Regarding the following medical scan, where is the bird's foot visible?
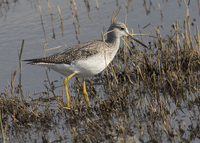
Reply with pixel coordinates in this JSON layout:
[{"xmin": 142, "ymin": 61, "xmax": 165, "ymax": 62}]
[{"xmin": 58, "ymin": 102, "xmax": 71, "ymax": 110}]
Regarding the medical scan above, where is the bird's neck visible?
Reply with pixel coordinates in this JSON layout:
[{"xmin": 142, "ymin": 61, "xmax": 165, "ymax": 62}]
[
  {"xmin": 104, "ymin": 34, "xmax": 121, "ymax": 62},
  {"xmin": 105, "ymin": 33, "xmax": 120, "ymax": 49}
]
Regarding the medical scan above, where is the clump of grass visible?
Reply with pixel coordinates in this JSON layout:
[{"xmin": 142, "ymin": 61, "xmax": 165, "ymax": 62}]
[
  {"xmin": 65, "ymin": 1, "xmax": 200, "ymax": 142},
  {"xmin": 1, "ymin": 1, "xmax": 200, "ymax": 142},
  {"xmin": 80, "ymin": 1, "xmax": 200, "ymax": 142}
]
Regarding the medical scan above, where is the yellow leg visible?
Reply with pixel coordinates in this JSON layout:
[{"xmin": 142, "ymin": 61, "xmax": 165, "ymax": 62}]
[
  {"xmin": 63, "ymin": 72, "xmax": 76, "ymax": 109},
  {"xmin": 83, "ymin": 79, "xmax": 89, "ymax": 107}
]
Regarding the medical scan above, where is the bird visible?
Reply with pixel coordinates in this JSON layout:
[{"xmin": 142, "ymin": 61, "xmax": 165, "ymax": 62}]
[{"xmin": 24, "ymin": 22, "xmax": 146, "ymax": 109}]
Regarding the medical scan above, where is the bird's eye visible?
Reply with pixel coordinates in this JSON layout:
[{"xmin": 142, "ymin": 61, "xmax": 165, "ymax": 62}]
[{"xmin": 120, "ymin": 27, "xmax": 124, "ymax": 30}]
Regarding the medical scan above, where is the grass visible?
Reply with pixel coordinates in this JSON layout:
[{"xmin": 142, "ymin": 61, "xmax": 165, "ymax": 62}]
[{"xmin": 0, "ymin": 0, "xmax": 200, "ymax": 142}]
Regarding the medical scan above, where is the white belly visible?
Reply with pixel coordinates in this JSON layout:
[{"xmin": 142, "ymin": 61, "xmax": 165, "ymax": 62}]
[{"xmin": 36, "ymin": 54, "xmax": 113, "ymax": 78}]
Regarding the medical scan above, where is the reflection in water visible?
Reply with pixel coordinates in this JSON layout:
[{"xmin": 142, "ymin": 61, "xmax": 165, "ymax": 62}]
[
  {"xmin": 126, "ymin": 0, "xmax": 133, "ymax": 13},
  {"xmin": 39, "ymin": 5, "xmax": 47, "ymax": 43},
  {"xmin": 143, "ymin": 0, "xmax": 151, "ymax": 15},
  {"xmin": 71, "ymin": 0, "xmax": 80, "ymax": 35},
  {"xmin": 84, "ymin": 0, "xmax": 92, "ymax": 21},
  {"xmin": 57, "ymin": 5, "xmax": 64, "ymax": 37},
  {"xmin": 1, "ymin": 0, "xmax": 200, "ymax": 142},
  {"xmin": 0, "ymin": 0, "xmax": 19, "ymax": 18},
  {"xmin": 95, "ymin": 0, "xmax": 100, "ymax": 18},
  {"xmin": 198, "ymin": 0, "xmax": 200, "ymax": 14},
  {"xmin": 47, "ymin": 0, "xmax": 56, "ymax": 39},
  {"xmin": 70, "ymin": 0, "xmax": 80, "ymax": 43},
  {"xmin": 158, "ymin": 3, "xmax": 163, "ymax": 25},
  {"xmin": 18, "ymin": 40, "xmax": 25, "ymax": 101}
]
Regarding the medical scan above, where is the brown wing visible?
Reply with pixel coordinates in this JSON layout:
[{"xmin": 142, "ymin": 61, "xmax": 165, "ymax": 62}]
[{"xmin": 24, "ymin": 40, "xmax": 105, "ymax": 65}]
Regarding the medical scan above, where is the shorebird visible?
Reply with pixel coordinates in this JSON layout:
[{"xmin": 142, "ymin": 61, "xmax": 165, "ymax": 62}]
[{"xmin": 24, "ymin": 22, "xmax": 146, "ymax": 109}]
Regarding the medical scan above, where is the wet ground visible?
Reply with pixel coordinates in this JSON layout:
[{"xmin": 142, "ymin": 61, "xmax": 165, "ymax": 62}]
[{"xmin": 1, "ymin": 0, "xmax": 200, "ymax": 142}]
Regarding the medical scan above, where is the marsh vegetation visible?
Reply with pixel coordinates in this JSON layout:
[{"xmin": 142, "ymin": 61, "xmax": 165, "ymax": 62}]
[{"xmin": 1, "ymin": 0, "xmax": 200, "ymax": 142}]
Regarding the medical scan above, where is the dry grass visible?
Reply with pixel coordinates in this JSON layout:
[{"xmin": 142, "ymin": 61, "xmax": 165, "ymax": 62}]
[{"xmin": 1, "ymin": 0, "xmax": 200, "ymax": 142}]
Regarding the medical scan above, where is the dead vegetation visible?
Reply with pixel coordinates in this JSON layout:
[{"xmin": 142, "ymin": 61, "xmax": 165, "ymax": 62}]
[{"xmin": 1, "ymin": 0, "xmax": 200, "ymax": 143}]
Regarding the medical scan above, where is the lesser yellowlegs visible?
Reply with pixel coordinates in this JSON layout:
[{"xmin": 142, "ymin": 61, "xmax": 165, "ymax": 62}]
[{"xmin": 24, "ymin": 22, "xmax": 145, "ymax": 109}]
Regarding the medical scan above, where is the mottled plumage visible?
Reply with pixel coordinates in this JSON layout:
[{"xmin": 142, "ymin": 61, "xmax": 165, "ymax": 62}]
[
  {"xmin": 24, "ymin": 22, "xmax": 129, "ymax": 78},
  {"xmin": 24, "ymin": 22, "xmax": 131, "ymax": 109},
  {"xmin": 25, "ymin": 40, "xmax": 107, "ymax": 65}
]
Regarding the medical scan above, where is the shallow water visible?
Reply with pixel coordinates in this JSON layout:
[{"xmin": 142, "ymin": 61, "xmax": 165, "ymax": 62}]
[
  {"xmin": 0, "ymin": 0, "xmax": 200, "ymax": 142},
  {"xmin": 0, "ymin": 0, "xmax": 199, "ymax": 93}
]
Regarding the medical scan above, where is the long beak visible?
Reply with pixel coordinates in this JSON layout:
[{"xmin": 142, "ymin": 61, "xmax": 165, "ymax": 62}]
[{"xmin": 127, "ymin": 32, "xmax": 148, "ymax": 48}]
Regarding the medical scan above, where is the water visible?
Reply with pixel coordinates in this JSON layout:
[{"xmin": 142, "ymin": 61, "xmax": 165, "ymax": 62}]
[
  {"xmin": 0, "ymin": 0, "xmax": 200, "ymax": 142},
  {"xmin": 1, "ymin": 0, "xmax": 199, "ymax": 93}
]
